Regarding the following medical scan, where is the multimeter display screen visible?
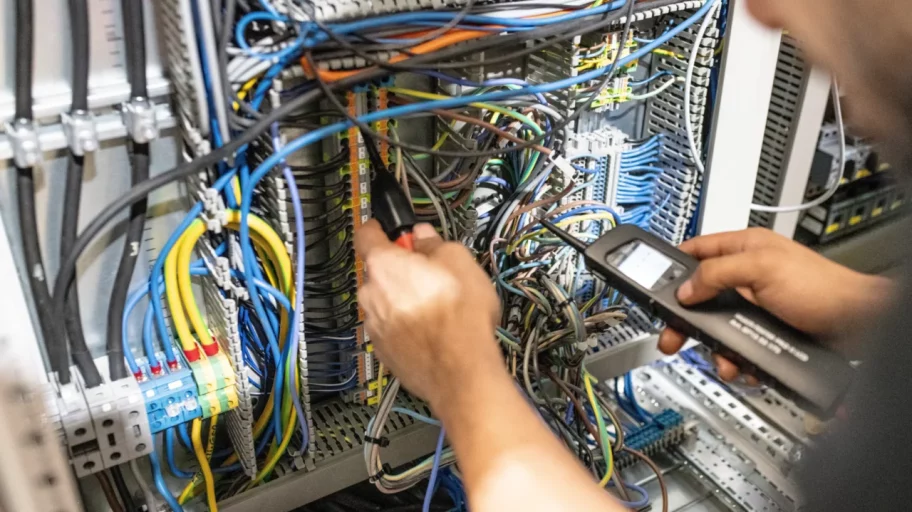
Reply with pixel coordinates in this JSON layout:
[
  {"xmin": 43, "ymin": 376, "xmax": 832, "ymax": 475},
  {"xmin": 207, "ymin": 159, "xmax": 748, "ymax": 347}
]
[{"xmin": 607, "ymin": 240, "xmax": 686, "ymax": 291}]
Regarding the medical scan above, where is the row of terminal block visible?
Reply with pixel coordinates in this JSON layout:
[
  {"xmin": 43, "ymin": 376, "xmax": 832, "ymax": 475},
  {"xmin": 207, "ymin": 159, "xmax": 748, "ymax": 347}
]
[{"xmin": 45, "ymin": 348, "xmax": 239, "ymax": 477}]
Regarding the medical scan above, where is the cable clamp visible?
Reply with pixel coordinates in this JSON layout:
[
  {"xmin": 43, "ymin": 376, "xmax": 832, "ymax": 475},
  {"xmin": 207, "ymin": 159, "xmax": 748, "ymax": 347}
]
[
  {"xmin": 5, "ymin": 118, "xmax": 41, "ymax": 168},
  {"xmin": 202, "ymin": 188, "xmax": 228, "ymax": 233},
  {"xmin": 363, "ymin": 435, "xmax": 390, "ymax": 447},
  {"xmin": 368, "ymin": 463, "xmax": 393, "ymax": 483},
  {"xmin": 61, "ymin": 110, "xmax": 98, "ymax": 156},
  {"xmin": 122, "ymin": 97, "xmax": 159, "ymax": 144}
]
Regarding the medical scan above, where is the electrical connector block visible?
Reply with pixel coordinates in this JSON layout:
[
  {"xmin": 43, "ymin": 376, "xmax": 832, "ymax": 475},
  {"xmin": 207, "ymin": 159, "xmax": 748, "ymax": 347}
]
[
  {"xmin": 139, "ymin": 355, "xmax": 202, "ymax": 434},
  {"xmin": 188, "ymin": 351, "xmax": 239, "ymax": 418},
  {"xmin": 615, "ymin": 409, "xmax": 687, "ymax": 469},
  {"xmin": 122, "ymin": 97, "xmax": 160, "ymax": 143},
  {"xmin": 84, "ymin": 377, "xmax": 155, "ymax": 468},
  {"xmin": 61, "ymin": 110, "xmax": 99, "ymax": 156},
  {"xmin": 52, "ymin": 374, "xmax": 103, "ymax": 478},
  {"xmin": 5, "ymin": 118, "xmax": 41, "ymax": 168}
]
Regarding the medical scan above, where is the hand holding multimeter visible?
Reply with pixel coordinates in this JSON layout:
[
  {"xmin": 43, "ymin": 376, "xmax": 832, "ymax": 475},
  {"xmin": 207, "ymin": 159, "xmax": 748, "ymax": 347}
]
[{"xmin": 542, "ymin": 221, "xmax": 854, "ymax": 416}]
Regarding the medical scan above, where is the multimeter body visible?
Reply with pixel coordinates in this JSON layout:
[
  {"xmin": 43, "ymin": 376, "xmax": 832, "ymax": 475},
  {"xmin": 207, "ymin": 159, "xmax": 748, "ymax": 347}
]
[{"xmin": 583, "ymin": 224, "xmax": 853, "ymax": 416}]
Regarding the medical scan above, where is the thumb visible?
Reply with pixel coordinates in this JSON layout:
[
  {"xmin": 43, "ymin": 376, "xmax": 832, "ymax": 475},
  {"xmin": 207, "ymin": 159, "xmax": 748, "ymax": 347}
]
[{"xmin": 677, "ymin": 250, "xmax": 774, "ymax": 305}]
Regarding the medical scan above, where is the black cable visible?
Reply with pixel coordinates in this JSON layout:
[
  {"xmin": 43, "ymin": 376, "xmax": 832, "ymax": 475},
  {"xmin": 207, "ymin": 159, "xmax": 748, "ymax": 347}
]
[
  {"xmin": 107, "ymin": 144, "xmax": 150, "ymax": 380},
  {"xmin": 109, "ymin": 467, "xmax": 136, "ymax": 512},
  {"xmin": 106, "ymin": 0, "xmax": 151, "ymax": 380},
  {"xmin": 57, "ymin": 0, "xmax": 105, "ymax": 387},
  {"xmin": 53, "ymin": 0, "xmax": 670, "ymax": 324},
  {"xmin": 14, "ymin": 0, "xmax": 68, "ymax": 382},
  {"xmin": 121, "ymin": 0, "xmax": 148, "ymax": 97},
  {"xmin": 14, "ymin": 0, "xmax": 33, "ymax": 120},
  {"xmin": 69, "ymin": 0, "xmax": 90, "ymax": 112},
  {"xmin": 18, "ymin": 168, "xmax": 66, "ymax": 380}
]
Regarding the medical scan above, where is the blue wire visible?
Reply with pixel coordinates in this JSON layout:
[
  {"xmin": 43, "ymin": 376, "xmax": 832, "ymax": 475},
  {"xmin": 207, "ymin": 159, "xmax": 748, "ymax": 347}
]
[
  {"xmin": 275, "ymin": 123, "xmax": 310, "ymax": 453},
  {"xmin": 392, "ymin": 407, "xmax": 442, "ymax": 426},
  {"xmin": 629, "ymin": 70, "xmax": 671, "ymax": 87},
  {"xmin": 476, "ymin": 175, "xmax": 512, "ymax": 190},
  {"xmin": 624, "ymin": 373, "xmax": 653, "ymax": 421},
  {"xmin": 149, "ymin": 440, "xmax": 184, "ymax": 512},
  {"xmin": 165, "ymin": 427, "xmax": 196, "ymax": 479},
  {"xmin": 550, "ymin": 205, "xmax": 620, "ymax": 225},
  {"xmin": 423, "ymin": 427, "xmax": 447, "ymax": 512},
  {"xmin": 609, "ymin": 481, "xmax": 650, "ymax": 508}
]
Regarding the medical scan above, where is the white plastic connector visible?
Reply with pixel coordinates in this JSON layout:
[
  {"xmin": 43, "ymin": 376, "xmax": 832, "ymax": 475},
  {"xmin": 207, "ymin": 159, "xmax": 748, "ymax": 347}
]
[
  {"xmin": 202, "ymin": 188, "xmax": 228, "ymax": 233},
  {"xmin": 122, "ymin": 97, "xmax": 159, "ymax": 143},
  {"xmin": 61, "ymin": 110, "xmax": 98, "ymax": 156},
  {"xmin": 5, "ymin": 118, "xmax": 41, "ymax": 167},
  {"xmin": 549, "ymin": 153, "xmax": 577, "ymax": 184}
]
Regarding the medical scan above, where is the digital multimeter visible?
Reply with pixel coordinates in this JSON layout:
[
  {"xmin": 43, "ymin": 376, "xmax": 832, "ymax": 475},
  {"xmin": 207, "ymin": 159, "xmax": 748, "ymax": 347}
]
[{"xmin": 543, "ymin": 221, "xmax": 853, "ymax": 416}]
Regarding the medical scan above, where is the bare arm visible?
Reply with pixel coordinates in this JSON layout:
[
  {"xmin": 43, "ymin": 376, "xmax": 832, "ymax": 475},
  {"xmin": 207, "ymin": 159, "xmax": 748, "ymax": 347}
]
[{"xmin": 355, "ymin": 220, "xmax": 625, "ymax": 511}]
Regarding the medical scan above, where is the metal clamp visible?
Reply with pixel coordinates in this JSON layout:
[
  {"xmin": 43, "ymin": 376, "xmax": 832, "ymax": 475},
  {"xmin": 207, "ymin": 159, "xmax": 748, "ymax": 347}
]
[
  {"xmin": 121, "ymin": 98, "xmax": 159, "ymax": 143},
  {"xmin": 4, "ymin": 118, "xmax": 41, "ymax": 167},
  {"xmin": 61, "ymin": 110, "xmax": 98, "ymax": 156}
]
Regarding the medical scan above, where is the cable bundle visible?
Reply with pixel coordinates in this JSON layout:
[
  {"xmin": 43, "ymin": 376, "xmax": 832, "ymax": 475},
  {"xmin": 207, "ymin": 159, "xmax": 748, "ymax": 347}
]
[{"xmin": 36, "ymin": 0, "xmax": 725, "ymax": 509}]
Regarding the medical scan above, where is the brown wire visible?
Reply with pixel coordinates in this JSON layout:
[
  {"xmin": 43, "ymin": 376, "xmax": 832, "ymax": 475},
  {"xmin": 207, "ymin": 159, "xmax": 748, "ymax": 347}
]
[
  {"xmin": 96, "ymin": 471, "xmax": 125, "ymax": 512},
  {"xmin": 622, "ymin": 447, "xmax": 669, "ymax": 512},
  {"xmin": 546, "ymin": 368, "xmax": 601, "ymax": 445}
]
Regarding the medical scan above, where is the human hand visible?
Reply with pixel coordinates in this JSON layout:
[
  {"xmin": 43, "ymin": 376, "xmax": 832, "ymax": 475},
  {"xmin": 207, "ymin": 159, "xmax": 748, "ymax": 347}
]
[
  {"xmin": 658, "ymin": 228, "xmax": 892, "ymax": 380},
  {"xmin": 355, "ymin": 220, "xmax": 504, "ymax": 409}
]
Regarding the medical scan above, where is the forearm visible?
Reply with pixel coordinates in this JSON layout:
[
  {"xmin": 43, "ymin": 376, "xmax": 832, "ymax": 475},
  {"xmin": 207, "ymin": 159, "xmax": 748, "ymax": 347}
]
[{"xmin": 432, "ymin": 358, "xmax": 624, "ymax": 512}]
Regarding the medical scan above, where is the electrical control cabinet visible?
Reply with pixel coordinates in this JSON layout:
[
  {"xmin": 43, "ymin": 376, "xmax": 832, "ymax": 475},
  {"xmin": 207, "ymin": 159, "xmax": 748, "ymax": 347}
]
[{"xmin": 0, "ymin": 0, "xmax": 836, "ymax": 511}]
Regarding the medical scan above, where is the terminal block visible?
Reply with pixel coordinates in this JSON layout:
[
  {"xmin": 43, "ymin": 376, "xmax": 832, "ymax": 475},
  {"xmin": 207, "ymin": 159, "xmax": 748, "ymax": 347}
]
[
  {"xmin": 615, "ymin": 409, "xmax": 687, "ymax": 469},
  {"xmin": 84, "ymin": 376, "xmax": 155, "ymax": 468},
  {"xmin": 50, "ymin": 372, "xmax": 103, "ymax": 477},
  {"xmin": 138, "ymin": 353, "xmax": 202, "ymax": 434},
  {"xmin": 188, "ymin": 351, "xmax": 239, "ymax": 418},
  {"xmin": 50, "ymin": 366, "xmax": 154, "ymax": 476}
]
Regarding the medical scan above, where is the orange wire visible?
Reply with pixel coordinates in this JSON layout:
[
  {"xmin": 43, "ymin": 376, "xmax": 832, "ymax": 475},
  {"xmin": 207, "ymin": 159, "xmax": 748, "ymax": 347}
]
[
  {"xmin": 301, "ymin": 1, "xmax": 602, "ymax": 81},
  {"xmin": 303, "ymin": 29, "xmax": 491, "ymax": 81}
]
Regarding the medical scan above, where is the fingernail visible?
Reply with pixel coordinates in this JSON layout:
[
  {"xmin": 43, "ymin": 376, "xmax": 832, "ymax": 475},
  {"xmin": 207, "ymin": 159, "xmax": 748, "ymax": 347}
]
[
  {"xmin": 677, "ymin": 280, "xmax": 693, "ymax": 301},
  {"xmin": 413, "ymin": 223, "xmax": 436, "ymax": 239}
]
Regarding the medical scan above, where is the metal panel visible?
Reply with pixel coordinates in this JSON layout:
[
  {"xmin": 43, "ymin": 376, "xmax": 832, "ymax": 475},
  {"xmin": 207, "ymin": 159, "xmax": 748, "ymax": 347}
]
[
  {"xmin": 0, "ymin": 129, "xmax": 182, "ymax": 358},
  {"xmin": 698, "ymin": 0, "xmax": 782, "ymax": 235},
  {"xmin": 748, "ymin": 36, "xmax": 830, "ymax": 237},
  {"xmin": 220, "ymin": 394, "xmax": 440, "ymax": 512},
  {"xmin": 0, "ymin": 0, "xmax": 168, "ymax": 123},
  {"xmin": 766, "ymin": 67, "xmax": 829, "ymax": 236}
]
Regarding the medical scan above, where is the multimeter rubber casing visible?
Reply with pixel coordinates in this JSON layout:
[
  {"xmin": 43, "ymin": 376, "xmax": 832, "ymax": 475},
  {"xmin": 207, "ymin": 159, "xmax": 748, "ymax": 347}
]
[{"xmin": 584, "ymin": 224, "xmax": 853, "ymax": 416}]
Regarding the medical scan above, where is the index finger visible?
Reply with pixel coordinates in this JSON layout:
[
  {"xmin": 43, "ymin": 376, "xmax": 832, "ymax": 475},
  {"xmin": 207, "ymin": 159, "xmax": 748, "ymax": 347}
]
[
  {"xmin": 678, "ymin": 228, "xmax": 776, "ymax": 259},
  {"xmin": 355, "ymin": 219, "xmax": 396, "ymax": 261}
]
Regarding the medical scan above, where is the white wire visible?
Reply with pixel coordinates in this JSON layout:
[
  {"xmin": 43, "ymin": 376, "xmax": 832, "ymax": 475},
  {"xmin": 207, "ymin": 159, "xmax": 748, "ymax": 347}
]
[
  {"xmin": 751, "ymin": 80, "xmax": 845, "ymax": 213},
  {"xmin": 627, "ymin": 76, "xmax": 683, "ymax": 101},
  {"xmin": 683, "ymin": 0, "xmax": 722, "ymax": 174}
]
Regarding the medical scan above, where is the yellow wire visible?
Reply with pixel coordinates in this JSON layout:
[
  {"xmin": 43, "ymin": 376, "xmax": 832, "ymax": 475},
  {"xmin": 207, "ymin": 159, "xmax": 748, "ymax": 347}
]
[
  {"xmin": 176, "ymin": 220, "xmax": 216, "ymax": 349},
  {"xmin": 165, "ymin": 221, "xmax": 203, "ymax": 353},
  {"xmin": 191, "ymin": 418, "xmax": 218, "ymax": 511},
  {"xmin": 583, "ymin": 373, "xmax": 615, "ymax": 487}
]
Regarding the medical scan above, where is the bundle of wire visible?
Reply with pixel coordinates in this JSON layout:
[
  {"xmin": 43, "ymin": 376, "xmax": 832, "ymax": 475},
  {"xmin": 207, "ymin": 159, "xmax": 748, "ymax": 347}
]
[{"xmin": 40, "ymin": 0, "xmax": 725, "ymax": 510}]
